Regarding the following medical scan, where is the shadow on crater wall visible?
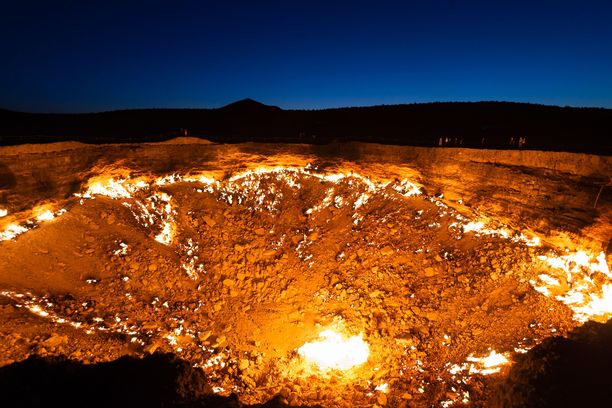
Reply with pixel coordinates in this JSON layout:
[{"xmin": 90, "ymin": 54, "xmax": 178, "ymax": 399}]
[
  {"xmin": 492, "ymin": 319, "xmax": 612, "ymax": 407},
  {"xmin": 0, "ymin": 353, "xmax": 316, "ymax": 408}
]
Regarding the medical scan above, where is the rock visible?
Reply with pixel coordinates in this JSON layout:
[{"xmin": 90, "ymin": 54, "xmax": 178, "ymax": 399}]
[
  {"xmin": 148, "ymin": 263, "xmax": 158, "ymax": 272},
  {"xmin": 423, "ymin": 267, "xmax": 436, "ymax": 277},
  {"xmin": 43, "ymin": 334, "xmax": 68, "ymax": 348},
  {"xmin": 425, "ymin": 311, "xmax": 440, "ymax": 321},
  {"xmin": 212, "ymin": 335, "xmax": 226, "ymax": 347},
  {"xmin": 145, "ymin": 342, "xmax": 160, "ymax": 354},
  {"xmin": 242, "ymin": 374, "xmax": 256, "ymax": 389},
  {"xmin": 262, "ymin": 249, "xmax": 276, "ymax": 258},
  {"xmin": 376, "ymin": 393, "xmax": 388, "ymax": 406},
  {"xmin": 254, "ymin": 227, "xmax": 265, "ymax": 235},
  {"xmin": 177, "ymin": 335, "xmax": 194, "ymax": 346},
  {"xmin": 203, "ymin": 215, "xmax": 216, "ymax": 227},
  {"xmin": 381, "ymin": 246, "xmax": 394, "ymax": 256},
  {"xmin": 198, "ymin": 331, "xmax": 212, "ymax": 342},
  {"xmin": 223, "ymin": 279, "xmax": 235, "ymax": 287},
  {"xmin": 308, "ymin": 231, "xmax": 319, "ymax": 241},
  {"xmin": 238, "ymin": 359, "xmax": 250, "ymax": 370}
]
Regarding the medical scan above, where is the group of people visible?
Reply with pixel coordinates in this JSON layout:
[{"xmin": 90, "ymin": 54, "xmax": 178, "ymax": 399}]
[{"xmin": 437, "ymin": 136, "xmax": 528, "ymax": 148}]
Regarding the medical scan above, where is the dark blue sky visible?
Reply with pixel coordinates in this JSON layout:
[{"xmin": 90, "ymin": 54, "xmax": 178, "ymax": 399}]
[{"xmin": 1, "ymin": 0, "xmax": 611, "ymax": 112}]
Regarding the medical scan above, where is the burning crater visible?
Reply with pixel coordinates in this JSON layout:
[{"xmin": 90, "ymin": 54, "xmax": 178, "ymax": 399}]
[{"xmin": 0, "ymin": 139, "xmax": 610, "ymax": 407}]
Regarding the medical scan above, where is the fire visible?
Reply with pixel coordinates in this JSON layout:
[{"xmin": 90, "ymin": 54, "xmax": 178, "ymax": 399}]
[
  {"xmin": 572, "ymin": 283, "xmax": 612, "ymax": 320},
  {"xmin": 297, "ymin": 330, "xmax": 369, "ymax": 371},
  {"xmin": 0, "ymin": 209, "xmax": 7, "ymax": 217},
  {"xmin": 532, "ymin": 250, "xmax": 612, "ymax": 322},
  {"xmin": 0, "ymin": 224, "xmax": 29, "ymax": 241},
  {"xmin": 467, "ymin": 350, "xmax": 510, "ymax": 373},
  {"xmin": 36, "ymin": 210, "xmax": 55, "ymax": 222},
  {"xmin": 155, "ymin": 221, "xmax": 174, "ymax": 245},
  {"xmin": 82, "ymin": 178, "xmax": 134, "ymax": 199},
  {"xmin": 449, "ymin": 350, "xmax": 511, "ymax": 377},
  {"xmin": 459, "ymin": 219, "xmax": 540, "ymax": 246}
]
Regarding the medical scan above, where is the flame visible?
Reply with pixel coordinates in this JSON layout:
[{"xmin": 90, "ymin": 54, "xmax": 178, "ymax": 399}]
[
  {"xmin": 459, "ymin": 219, "xmax": 540, "ymax": 246},
  {"xmin": 155, "ymin": 221, "xmax": 175, "ymax": 245},
  {"xmin": 532, "ymin": 250, "xmax": 611, "ymax": 322},
  {"xmin": 36, "ymin": 210, "xmax": 55, "ymax": 222},
  {"xmin": 0, "ymin": 223, "xmax": 29, "ymax": 241},
  {"xmin": 467, "ymin": 350, "xmax": 510, "ymax": 371},
  {"xmin": 0, "ymin": 209, "xmax": 7, "ymax": 217},
  {"xmin": 571, "ymin": 283, "xmax": 612, "ymax": 320},
  {"xmin": 449, "ymin": 350, "xmax": 511, "ymax": 377},
  {"xmin": 83, "ymin": 178, "xmax": 133, "ymax": 199},
  {"xmin": 297, "ymin": 330, "xmax": 369, "ymax": 371}
]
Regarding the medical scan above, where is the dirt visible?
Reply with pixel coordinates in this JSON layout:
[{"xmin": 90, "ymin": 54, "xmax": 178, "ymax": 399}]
[{"xmin": 0, "ymin": 139, "xmax": 610, "ymax": 407}]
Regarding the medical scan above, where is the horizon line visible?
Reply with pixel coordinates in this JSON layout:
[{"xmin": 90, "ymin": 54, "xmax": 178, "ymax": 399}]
[{"xmin": 2, "ymin": 99, "xmax": 612, "ymax": 115}]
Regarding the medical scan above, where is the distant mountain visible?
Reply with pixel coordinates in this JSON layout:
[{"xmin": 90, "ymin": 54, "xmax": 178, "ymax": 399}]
[
  {"xmin": 217, "ymin": 98, "xmax": 282, "ymax": 112},
  {"xmin": 0, "ymin": 100, "xmax": 610, "ymax": 154}
]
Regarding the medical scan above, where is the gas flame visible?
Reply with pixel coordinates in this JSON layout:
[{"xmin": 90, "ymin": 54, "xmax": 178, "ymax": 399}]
[
  {"xmin": 466, "ymin": 350, "xmax": 510, "ymax": 374},
  {"xmin": 0, "ymin": 224, "xmax": 29, "ymax": 241},
  {"xmin": 82, "ymin": 178, "xmax": 134, "ymax": 199},
  {"xmin": 155, "ymin": 221, "xmax": 175, "ymax": 245},
  {"xmin": 36, "ymin": 210, "xmax": 55, "ymax": 222},
  {"xmin": 297, "ymin": 330, "xmax": 369, "ymax": 371},
  {"xmin": 532, "ymin": 250, "xmax": 611, "ymax": 322},
  {"xmin": 449, "ymin": 350, "xmax": 511, "ymax": 377}
]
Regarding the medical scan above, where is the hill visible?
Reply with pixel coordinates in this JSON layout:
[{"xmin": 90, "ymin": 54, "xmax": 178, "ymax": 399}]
[{"xmin": 0, "ymin": 100, "xmax": 610, "ymax": 154}]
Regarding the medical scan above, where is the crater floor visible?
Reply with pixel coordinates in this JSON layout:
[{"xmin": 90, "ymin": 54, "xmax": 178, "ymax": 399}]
[{"xmin": 0, "ymin": 139, "xmax": 610, "ymax": 407}]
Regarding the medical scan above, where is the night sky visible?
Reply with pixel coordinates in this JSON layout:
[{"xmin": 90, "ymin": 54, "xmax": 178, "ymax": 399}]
[{"xmin": 1, "ymin": 0, "xmax": 611, "ymax": 112}]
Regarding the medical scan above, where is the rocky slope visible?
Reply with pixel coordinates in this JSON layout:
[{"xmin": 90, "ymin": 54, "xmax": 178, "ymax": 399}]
[{"xmin": 0, "ymin": 139, "xmax": 610, "ymax": 407}]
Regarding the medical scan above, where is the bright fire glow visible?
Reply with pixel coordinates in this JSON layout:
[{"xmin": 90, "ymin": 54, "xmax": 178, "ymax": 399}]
[
  {"xmin": 36, "ymin": 210, "xmax": 55, "ymax": 222},
  {"xmin": 0, "ymin": 223, "xmax": 29, "ymax": 241},
  {"xmin": 83, "ymin": 178, "xmax": 133, "ymax": 199},
  {"xmin": 572, "ymin": 283, "xmax": 612, "ymax": 320},
  {"xmin": 155, "ymin": 221, "xmax": 174, "ymax": 245},
  {"xmin": 450, "ymin": 350, "xmax": 511, "ymax": 377},
  {"xmin": 0, "ymin": 209, "xmax": 7, "ymax": 217},
  {"xmin": 297, "ymin": 330, "xmax": 369, "ymax": 371},
  {"xmin": 533, "ymin": 250, "xmax": 612, "ymax": 322},
  {"xmin": 467, "ymin": 350, "xmax": 510, "ymax": 371}
]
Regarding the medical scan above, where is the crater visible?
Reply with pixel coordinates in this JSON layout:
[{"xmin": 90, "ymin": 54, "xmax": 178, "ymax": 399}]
[{"xmin": 0, "ymin": 139, "xmax": 610, "ymax": 407}]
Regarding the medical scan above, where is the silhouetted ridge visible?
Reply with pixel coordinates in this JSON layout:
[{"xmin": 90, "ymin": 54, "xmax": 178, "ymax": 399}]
[
  {"xmin": 0, "ymin": 100, "xmax": 610, "ymax": 154},
  {"xmin": 219, "ymin": 98, "xmax": 281, "ymax": 112}
]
